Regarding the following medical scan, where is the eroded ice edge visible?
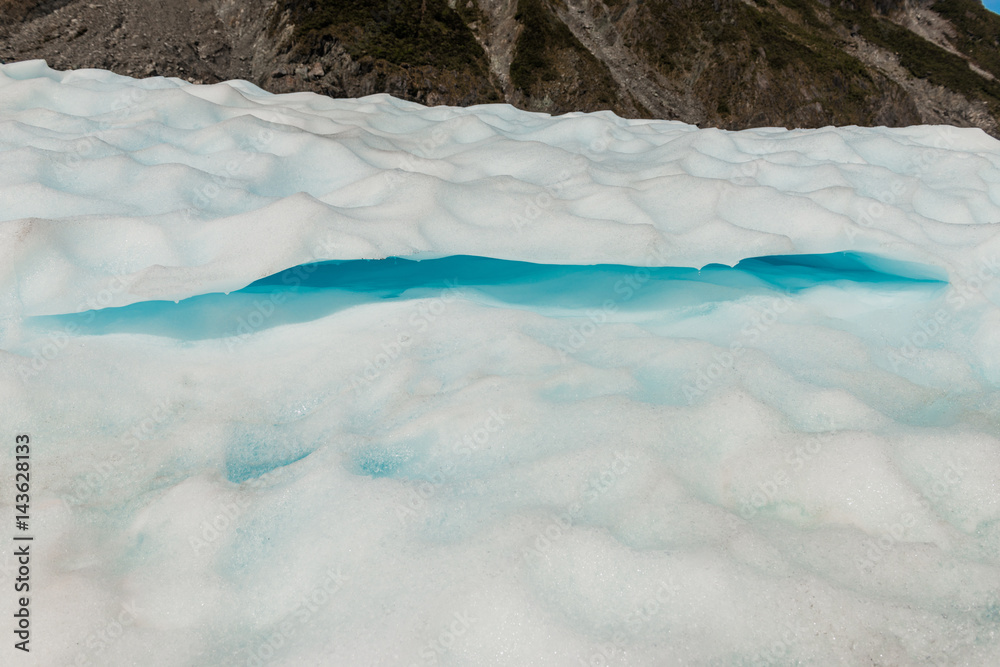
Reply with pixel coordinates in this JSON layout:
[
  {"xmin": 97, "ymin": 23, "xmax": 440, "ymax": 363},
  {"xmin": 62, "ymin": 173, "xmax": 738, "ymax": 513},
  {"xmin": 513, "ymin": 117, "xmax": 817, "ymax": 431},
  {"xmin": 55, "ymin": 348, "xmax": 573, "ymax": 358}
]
[{"xmin": 2, "ymin": 60, "xmax": 1000, "ymax": 666}]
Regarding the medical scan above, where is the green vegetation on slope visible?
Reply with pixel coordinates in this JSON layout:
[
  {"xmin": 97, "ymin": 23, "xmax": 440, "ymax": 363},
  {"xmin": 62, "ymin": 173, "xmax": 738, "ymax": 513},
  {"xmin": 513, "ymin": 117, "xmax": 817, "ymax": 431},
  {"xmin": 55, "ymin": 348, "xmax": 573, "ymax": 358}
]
[
  {"xmin": 269, "ymin": 0, "xmax": 997, "ymax": 129},
  {"xmin": 282, "ymin": 0, "xmax": 488, "ymax": 74},
  {"xmin": 625, "ymin": 0, "xmax": 878, "ymax": 122},
  {"xmin": 733, "ymin": 0, "xmax": 871, "ymax": 89},
  {"xmin": 510, "ymin": 0, "xmax": 572, "ymax": 91},
  {"xmin": 829, "ymin": 0, "xmax": 1000, "ymax": 108},
  {"xmin": 634, "ymin": 0, "xmax": 867, "ymax": 79},
  {"xmin": 509, "ymin": 0, "xmax": 621, "ymax": 110},
  {"xmin": 933, "ymin": 0, "xmax": 1000, "ymax": 80}
]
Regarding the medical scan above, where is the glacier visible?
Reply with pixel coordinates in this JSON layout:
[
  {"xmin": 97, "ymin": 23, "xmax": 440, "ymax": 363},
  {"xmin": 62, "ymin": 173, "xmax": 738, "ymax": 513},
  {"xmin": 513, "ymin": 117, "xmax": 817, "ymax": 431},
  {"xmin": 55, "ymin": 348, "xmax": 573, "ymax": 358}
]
[{"xmin": 1, "ymin": 59, "xmax": 1000, "ymax": 665}]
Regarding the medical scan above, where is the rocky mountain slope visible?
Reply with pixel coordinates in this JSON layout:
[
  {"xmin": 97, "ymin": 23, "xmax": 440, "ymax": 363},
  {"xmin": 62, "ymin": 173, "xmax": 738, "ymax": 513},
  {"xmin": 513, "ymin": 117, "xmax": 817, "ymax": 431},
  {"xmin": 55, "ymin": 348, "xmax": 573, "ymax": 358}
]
[{"xmin": 2, "ymin": 0, "xmax": 999, "ymax": 136}]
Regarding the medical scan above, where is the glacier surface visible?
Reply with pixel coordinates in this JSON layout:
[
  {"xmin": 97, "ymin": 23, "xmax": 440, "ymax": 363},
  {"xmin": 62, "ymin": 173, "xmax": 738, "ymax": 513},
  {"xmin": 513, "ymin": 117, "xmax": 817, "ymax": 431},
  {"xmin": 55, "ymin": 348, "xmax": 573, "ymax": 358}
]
[{"xmin": 2, "ymin": 60, "xmax": 1000, "ymax": 665}]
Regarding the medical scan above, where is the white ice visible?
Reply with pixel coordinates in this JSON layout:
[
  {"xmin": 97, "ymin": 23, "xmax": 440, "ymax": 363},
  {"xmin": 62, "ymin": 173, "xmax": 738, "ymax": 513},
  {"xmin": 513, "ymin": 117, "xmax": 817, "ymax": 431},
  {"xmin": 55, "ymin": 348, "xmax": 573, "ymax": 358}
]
[{"xmin": 1, "ymin": 60, "xmax": 1000, "ymax": 666}]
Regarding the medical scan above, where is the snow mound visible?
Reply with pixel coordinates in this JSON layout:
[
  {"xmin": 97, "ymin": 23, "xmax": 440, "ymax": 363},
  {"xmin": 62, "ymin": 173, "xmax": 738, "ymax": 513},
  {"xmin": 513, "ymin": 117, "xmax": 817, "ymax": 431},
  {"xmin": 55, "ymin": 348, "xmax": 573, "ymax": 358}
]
[
  {"xmin": 1, "ymin": 59, "xmax": 999, "ymax": 317},
  {"xmin": 2, "ymin": 62, "xmax": 1000, "ymax": 666}
]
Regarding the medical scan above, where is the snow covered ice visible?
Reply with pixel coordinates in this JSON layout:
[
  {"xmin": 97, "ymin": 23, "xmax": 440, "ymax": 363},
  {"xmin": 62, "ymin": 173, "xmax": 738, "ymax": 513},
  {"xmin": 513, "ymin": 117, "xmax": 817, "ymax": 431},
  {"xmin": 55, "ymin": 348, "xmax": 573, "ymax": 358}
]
[{"xmin": 2, "ymin": 59, "xmax": 1000, "ymax": 665}]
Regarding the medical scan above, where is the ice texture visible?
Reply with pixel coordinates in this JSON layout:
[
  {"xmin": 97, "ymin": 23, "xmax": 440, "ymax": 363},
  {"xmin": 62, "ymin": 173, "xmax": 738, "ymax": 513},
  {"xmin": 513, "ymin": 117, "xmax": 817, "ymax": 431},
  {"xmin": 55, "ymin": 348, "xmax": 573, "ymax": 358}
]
[{"xmin": 2, "ymin": 60, "xmax": 1000, "ymax": 666}]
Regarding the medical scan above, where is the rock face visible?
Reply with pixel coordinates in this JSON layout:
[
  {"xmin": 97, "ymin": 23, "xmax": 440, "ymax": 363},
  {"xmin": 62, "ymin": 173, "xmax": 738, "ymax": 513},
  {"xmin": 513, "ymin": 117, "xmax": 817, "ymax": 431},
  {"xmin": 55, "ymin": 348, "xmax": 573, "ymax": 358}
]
[{"xmin": 2, "ymin": 0, "xmax": 999, "ymax": 136}]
